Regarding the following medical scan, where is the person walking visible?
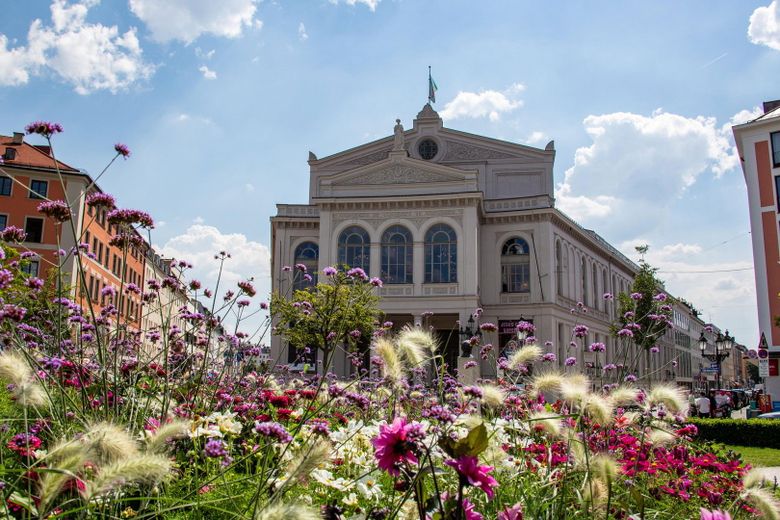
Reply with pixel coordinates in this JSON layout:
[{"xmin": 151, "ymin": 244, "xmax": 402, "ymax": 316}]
[{"xmin": 696, "ymin": 393, "xmax": 711, "ymax": 418}]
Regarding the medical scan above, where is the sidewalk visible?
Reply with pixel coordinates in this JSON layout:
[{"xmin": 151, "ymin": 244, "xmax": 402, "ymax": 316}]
[{"xmin": 755, "ymin": 467, "xmax": 780, "ymax": 484}]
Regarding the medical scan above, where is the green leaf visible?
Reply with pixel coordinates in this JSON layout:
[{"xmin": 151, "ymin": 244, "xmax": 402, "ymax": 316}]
[
  {"xmin": 438, "ymin": 423, "xmax": 489, "ymax": 458},
  {"xmin": 7, "ymin": 492, "xmax": 38, "ymax": 516}
]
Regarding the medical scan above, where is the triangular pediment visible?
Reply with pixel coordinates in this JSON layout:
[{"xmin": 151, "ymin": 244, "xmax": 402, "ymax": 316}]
[{"xmin": 317, "ymin": 153, "xmax": 478, "ymax": 198}]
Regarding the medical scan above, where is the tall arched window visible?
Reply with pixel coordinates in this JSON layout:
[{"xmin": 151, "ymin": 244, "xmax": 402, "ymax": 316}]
[
  {"xmin": 424, "ymin": 224, "xmax": 457, "ymax": 283},
  {"xmin": 381, "ymin": 225, "xmax": 413, "ymax": 284},
  {"xmin": 337, "ymin": 226, "xmax": 370, "ymax": 271},
  {"xmin": 581, "ymin": 256, "xmax": 588, "ymax": 303},
  {"xmin": 555, "ymin": 241, "xmax": 563, "ymax": 296},
  {"xmin": 293, "ymin": 242, "xmax": 319, "ymax": 291},
  {"xmin": 592, "ymin": 263, "xmax": 598, "ymax": 308},
  {"xmin": 501, "ymin": 237, "xmax": 530, "ymax": 293}
]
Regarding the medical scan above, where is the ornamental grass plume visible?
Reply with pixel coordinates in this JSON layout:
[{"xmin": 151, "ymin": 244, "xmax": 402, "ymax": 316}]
[
  {"xmin": 560, "ymin": 374, "xmax": 590, "ymax": 403},
  {"xmin": 38, "ymin": 441, "xmax": 90, "ymax": 513},
  {"xmin": 581, "ymin": 395, "xmax": 614, "ymax": 425},
  {"xmin": 742, "ymin": 487, "xmax": 780, "ymax": 520},
  {"xmin": 530, "ymin": 372, "xmax": 565, "ymax": 394},
  {"xmin": 527, "ymin": 410, "xmax": 562, "ymax": 437},
  {"xmin": 507, "ymin": 344, "xmax": 542, "ymax": 371},
  {"xmin": 647, "ymin": 384, "xmax": 688, "ymax": 414},
  {"xmin": 374, "ymin": 337, "xmax": 403, "ymax": 384},
  {"xmin": 590, "ymin": 454, "xmax": 619, "ymax": 484},
  {"xmin": 86, "ymin": 453, "xmax": 172, "ymax": 499},
  {"xmin": 255, "ymin": 502, "xmax": 321, "ymax": 520},
  {"xmin": 145, "ymin": 420, "xmax": 191, "ymax": 454},
  {"xmin": 84, "ymin": 422, "xmax": 139, "ymax": 465},
  {"xmin": 278, "ymin": 438, "xmax": 331, "ymax": 490},
  {"xmin": 397, "ymin": 326, "xmax": 436, "ymax": 366},
  {"xmin": 0, "ymin": 350, "xmax": 48, "ymax": 408},
  {"xmin": 609, "ymin": 386, "xmax": 640, "ymax": 407},
  {"xmin": 478, "ymin": 384, "xmax": 506, "ymax": 408},
  {"xmin": 648, "ymin": 425, "xmax": 676, "ymax": 446},
  {"xmin": 582, "ymin": 477, "xmax": 609, "ymax": 510}
]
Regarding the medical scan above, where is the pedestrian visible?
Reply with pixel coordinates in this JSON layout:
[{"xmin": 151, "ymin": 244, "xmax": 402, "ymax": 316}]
[{"xmin": 695, "ymin": 393, "xmax": 711, "ymax": 418}]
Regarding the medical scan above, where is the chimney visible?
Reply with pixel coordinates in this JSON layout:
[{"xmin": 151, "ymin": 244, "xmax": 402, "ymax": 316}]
[
  {"xmin": 11, "ymin": 132, "xmax": 23, "ymax": 145},
  {"xmin": 763, "ymin": 100, "xmax": 780, "ymax": 114}
]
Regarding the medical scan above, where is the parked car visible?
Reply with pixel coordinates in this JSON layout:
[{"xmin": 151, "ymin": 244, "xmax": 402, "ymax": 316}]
[{"xmin": 757, "ymin": 411, "xmax": 780, "ymax": 419}]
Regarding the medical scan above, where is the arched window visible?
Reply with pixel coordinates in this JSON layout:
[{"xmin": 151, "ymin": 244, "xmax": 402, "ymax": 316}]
[
  {"xmin": 592, "ymin": 263, "xmax": 598, "ymax": 308},
  {"xmin": 381, "ymin": 225, "xmax": 413, "ymax": 284},
  {"xmin": 424, "ymin": 224, "xmax": 457, "ymax": 283},
  {"xmin": 337, "ymin": 226, "xmax": 370, "ymax": 272},
  {"xmin": 555, "ymin": 241, "xmax": 563, "ymax": 296},
  {"xmin": 501, "ymin": 237, "xmax": 530, "ymax": 293},
  {"xmin": 293, "ymin": 242, "xmax": 318, "ymax": 291},
  {"xmin": 581, "ymin": 256, "xmax": 588, "ymax": 303}
]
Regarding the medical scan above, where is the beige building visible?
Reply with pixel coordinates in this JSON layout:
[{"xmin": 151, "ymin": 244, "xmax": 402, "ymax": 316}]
[{"xmin": 270, "ymin": 104, "xmax": 724, "ymax": 384}]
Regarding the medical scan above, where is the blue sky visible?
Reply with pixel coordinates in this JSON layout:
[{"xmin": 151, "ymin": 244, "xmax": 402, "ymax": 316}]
[{"xmin": 2, "ymin": 0, "xmax": 780, "ymax": 347}]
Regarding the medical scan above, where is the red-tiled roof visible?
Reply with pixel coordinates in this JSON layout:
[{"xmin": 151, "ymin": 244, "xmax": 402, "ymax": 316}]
[{"xmin": 0, "ymin": 135, "xmax": 80, "ymax": 172}]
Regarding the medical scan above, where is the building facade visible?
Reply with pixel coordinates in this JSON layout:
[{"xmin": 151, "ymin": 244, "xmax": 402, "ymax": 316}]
[
  {"xmin": 733, "ymin": 100, "xmax": 780, "ymax": 398},
  {"xmin": 271, "ymin": 105, "xmax": 646, "ymax": 378},
  {"xmin": 0, "ymin": 132, "xmax": 89, "ymax": 283}
]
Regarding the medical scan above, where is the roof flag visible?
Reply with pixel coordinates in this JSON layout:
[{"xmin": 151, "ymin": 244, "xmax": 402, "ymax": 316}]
[{"xmin": 428, "ymin": 66, "xmax": 438, "ymax": 104}]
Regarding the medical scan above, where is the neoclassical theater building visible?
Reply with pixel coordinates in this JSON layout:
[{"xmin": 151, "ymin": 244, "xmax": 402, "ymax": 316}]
[{"xmin": 270, "ymin": 104, "xmax": 642, "ymax": 378}]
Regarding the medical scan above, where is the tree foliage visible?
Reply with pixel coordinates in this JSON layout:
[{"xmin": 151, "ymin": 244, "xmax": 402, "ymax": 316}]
[{"xmin": 271, "ymin": 269, "xmax": 382, "ymax": 368}]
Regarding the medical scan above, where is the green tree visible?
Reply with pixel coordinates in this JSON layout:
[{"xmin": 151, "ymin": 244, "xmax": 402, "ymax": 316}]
[
  {"xmin": 271, "ymin": 268, "xmax": 382, "ymax": 374},
  {"xmin": 612, "ymin": 247, "xmax": 673, "ymax": 382}
]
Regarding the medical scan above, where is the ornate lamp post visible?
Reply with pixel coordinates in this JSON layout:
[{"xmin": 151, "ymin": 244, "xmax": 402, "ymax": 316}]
[
  {"xmin": 699, "ymin": 330, "xmax": 734, "ymax": 390},
  {"xmin": 458, "ymin": 315, "xmax": 480, "ymax": 357}
]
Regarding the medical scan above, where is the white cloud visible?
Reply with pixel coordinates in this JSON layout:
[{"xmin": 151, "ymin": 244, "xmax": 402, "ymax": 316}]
[
  {"xmin": 440, "ymin": 83, "xmax": 524, "ymax": 122},
  {"xmin": 329, "ymin": 0, "xmax": 381, "ymax": 11},
  {"xmin": 748, "ymin": 1, "xmax": 780, "ymax": 51},
  {"xmin": 195, "ymin": 47, "xmax": 215, "ymax": 60},
  {"xmin": 555, "ymin": 109, "xmax": 739, "ymax": 234},
  {"xmin": 525, "ymin": 131, "xmax": 548, "ymax": 145},
  {"xmin": 159, "ymin": 224, "xmax": 271, "ymax": 332},
  {"xmin": 198, "ymin": 65, "xmax": 217, "ymax": 80},
  {"xmin": 0, "ymin": 0, "xmax": 153, "ymax": 93},
  {"xmin": 298, "ymin": 22, "xmax": 308, "ymax": 41},
  {"xmin": 129, "ymin": 0, "xmax": 258, "ymax": 44},
  {"xmin": 245, "ymin": 183, "xmax": 255, "ymax": 192},
  {"xmin": 193, "ymin": 216, "xmax": 205, "ymax": 224}
]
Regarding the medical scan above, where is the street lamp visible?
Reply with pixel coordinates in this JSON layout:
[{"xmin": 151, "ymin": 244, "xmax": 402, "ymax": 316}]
[
  {"xmin": 458, "ymin": 315, "xmax": 480, "ymax": 357},
  {"xmin": 699, "ymin": 329, "xmax": 734, "ymax": 391}
]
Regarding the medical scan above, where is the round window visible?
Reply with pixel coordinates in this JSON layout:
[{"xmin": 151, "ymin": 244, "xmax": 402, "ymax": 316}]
[{"xmin": 417, "ymin": 139, "xmax": 438, "ymax": 160}]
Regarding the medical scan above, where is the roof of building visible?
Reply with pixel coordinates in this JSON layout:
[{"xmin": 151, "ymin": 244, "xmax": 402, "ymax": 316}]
[
  {"xmin": 0, "ymin": 134, "xmax": 80, "ymax": 173},
  {"xmin": 748, "ymin": 105, "xmax": 780, "ymax": 123}
]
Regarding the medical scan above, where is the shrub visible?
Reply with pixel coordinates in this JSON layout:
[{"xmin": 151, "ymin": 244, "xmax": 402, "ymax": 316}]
[{"xmin": 689, "ymin": 417, "xmax": 780, "ymax": 449}]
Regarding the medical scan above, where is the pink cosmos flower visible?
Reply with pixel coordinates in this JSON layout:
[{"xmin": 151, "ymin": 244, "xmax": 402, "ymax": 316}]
[
  {"xmin": 498, "ymin": 503, "xmax": 524, "ymax": 520},
  {"xmin": 445, "ymin": 455, "xmax": 499, "ymax": 499},
  {"xmin": 700, "ymin": 509, "xmax": 731, "ymax": 520},
  {"xmin": 372, "ymin": 416, "xmax": 425, "ymax": 476}
]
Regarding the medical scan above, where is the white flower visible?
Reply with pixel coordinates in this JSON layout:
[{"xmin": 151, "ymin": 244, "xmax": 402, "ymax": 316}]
[
  {"xmin": 342, "ymin": 493, "xmax": 359, "ymax": 507},
  {"xmin": 310, "ymin": 469, "xmax": 354, "ymax": 492}
]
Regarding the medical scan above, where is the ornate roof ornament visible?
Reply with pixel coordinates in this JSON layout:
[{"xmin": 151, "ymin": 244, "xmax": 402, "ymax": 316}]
[{"xmin": 416, "ymin": 103, "xmax": 440, "ymax": 121}]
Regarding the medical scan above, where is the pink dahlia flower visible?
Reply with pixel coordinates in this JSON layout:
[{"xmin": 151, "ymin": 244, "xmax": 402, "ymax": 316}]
[
  {"xmin": 372, "ymin": 417, "xmax": 424, "ymax": 476},
  {"xmin": 445, "ymin": 455, "xmax": 499, "ymax": 499}
]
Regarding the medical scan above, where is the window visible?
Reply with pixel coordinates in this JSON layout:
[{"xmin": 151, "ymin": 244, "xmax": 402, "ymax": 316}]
[
  {"xmin": 772, "ymin": 131, "xmax": 780, "ymax": 168},
  {"xmin": 337, "ymin": 226, "xmax": 370, "ymax": 272},
  {"xmin": 501, "ymin": 237, "xmax": 530, "ymax": 293},
  {"xmin": 418, "ymin": 139, "xmax": 438, "ymax": 160},
  {"xmin": 0, "ymin": 176, "xmax": 10, "ymax": 196},
  {"xmin": 581, "ymin": 256, "xmax": 587, "ymax": 303},
  {"xmin": 424, "ymin": 224, "xmax": 457, "ymax": 283},
  {"xmin": 555, "ymin": 241, "xmax": 563, "ymax": 296},
  {"xmin": 29, "ymin": 180, "xmax": 47, "ymax": 199},
  {"xmin": 293, "ymin": 241, "xmax": 319, "ymax": 291},
  {"xmin": 381, "ymin": 225, "xmax": 413, "ymax": 284},
  {"xmin": 0, "ymin": 214, "xmax": 6, "ymax": 230},
  {"xmin": 592, "ymin": 264, "xmax": 598, "ymax": 308},
  {"xmin": 21, "ymin": 260, "xmax": 39, "ymax": 277},
  {"xmin": 24, "ymin": 217, "xmax": 44, "ymax": 243},
  {"xmin": 775, "ymin": 176, "xmax": 780, "ymax": 213}
]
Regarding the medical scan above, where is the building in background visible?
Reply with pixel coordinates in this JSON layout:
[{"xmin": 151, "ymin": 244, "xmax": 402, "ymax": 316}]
[
  {"xmin": 733, "ymin": 100, "xmax": 780, "ymax": 399},
  {"xmin": 270, "ymin": 104, "xmax": 731, "ymax": 383},
  {"xmin": 0, "ymin": 132, "xmax": 89, "ymax": 284}
]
